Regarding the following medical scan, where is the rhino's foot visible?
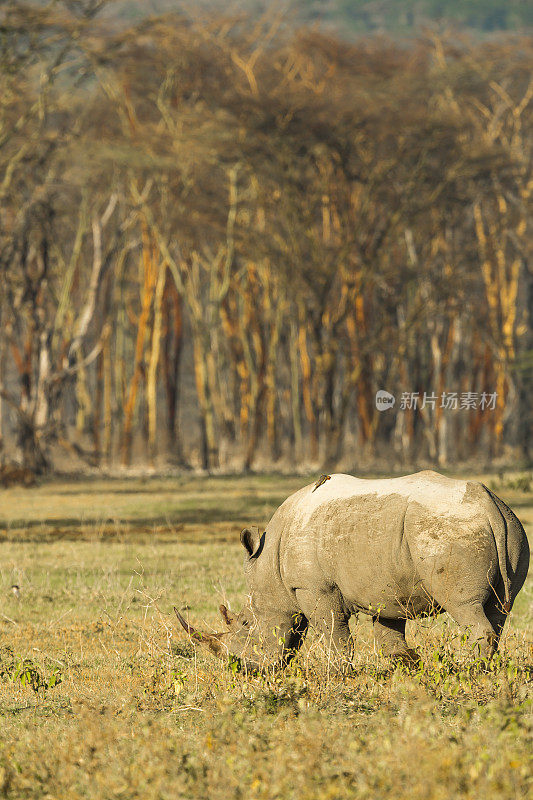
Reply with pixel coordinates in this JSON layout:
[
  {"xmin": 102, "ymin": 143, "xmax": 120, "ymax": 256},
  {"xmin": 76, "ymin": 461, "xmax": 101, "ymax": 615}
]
[
  {"xmin": 372, "ymin": 617, "xmax": 420, "ymax": 667},
  {"xmin": 446, "ymin": 602, "xmax": 503, "ymax": 660},
  {"xmin": 389, "ymin": 647, "xmax": 420, "ymax": 668}
]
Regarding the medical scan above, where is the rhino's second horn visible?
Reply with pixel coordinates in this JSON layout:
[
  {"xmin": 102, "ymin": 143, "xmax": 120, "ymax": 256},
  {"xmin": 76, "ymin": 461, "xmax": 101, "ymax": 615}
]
[{"xmin": 173, "ymin": 607, "xmax": 225, "ymax": 657}]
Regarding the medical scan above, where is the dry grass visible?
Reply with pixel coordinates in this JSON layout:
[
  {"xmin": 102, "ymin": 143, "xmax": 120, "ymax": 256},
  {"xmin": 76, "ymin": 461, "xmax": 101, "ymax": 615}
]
[{"xmin": 0, "ymin": 473, "xmax": 531, "ymax": 799}]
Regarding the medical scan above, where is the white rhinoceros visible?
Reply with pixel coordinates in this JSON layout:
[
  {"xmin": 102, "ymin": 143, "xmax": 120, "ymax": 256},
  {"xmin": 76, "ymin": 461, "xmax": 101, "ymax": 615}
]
[{"xmin": 176, "ymin": 471, "xmax": 530, "ymax": 668}]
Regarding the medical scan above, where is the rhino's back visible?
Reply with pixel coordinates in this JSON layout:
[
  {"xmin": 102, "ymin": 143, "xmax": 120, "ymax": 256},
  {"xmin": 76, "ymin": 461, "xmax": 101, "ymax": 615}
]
[
  {"xmin": 275, "ymin": 472, "xmax": 491, "ymax": 616},
  {"xmin": 275, "ymin": 471, "xmax": 476, "ymax": 555},
  {"xmin": 292, "ymin": 471, "xmax": 470, "ymax": 523}
]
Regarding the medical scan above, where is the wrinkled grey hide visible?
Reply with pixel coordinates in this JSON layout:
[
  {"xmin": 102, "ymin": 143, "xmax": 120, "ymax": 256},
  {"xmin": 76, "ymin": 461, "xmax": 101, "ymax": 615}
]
[{"xmin": 177, "ymin": 472, "xmax": 529, "ymax": 669}]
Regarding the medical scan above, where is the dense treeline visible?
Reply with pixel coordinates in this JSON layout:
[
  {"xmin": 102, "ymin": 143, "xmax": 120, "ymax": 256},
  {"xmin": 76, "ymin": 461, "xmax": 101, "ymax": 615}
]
[
  {"xmin": 38, "ymin": 1, "xmax": 533, "ymax": 36},
  {"xmin": 0, "ymin": 2, "xmax": 531, "ymax": 473},
  {"xmin": 303, "ymin": 0, "xmax": 533, "ymax": 34}
]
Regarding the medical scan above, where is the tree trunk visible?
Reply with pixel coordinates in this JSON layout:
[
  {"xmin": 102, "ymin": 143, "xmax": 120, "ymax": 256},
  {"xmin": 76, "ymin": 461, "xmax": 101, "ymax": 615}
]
[
  {"xmin": 0, "ymin": 337, "xmax": 4, "ymax": 462},
  {"xmin": 17, "ymin": 417, "xmax": 48, "ymax": 474},
  {"xmin": 298, "ymin": 303, "xmax": 318, "ymax": 462},
  {"xmin": 94, "ymin": 350, "xmax": 103, "ymax": 463},
  {"xmin": 192, "ymin": 325, "xmax": 219, "ymax": 471},
  {"xmin": 289, "ymin": 318, "xmax": 302, "ymax": 462},
  {"xmin": 121, "ymin": 220, "xmax": 157, "ymax": 466},
  {"xmin": 75, "ymin": 357, "xmax": 91, "ymax": 435},
  {"xmin": 162, "ymin": 275, "xmax": 184, "ymax": 461},
  {"xmin": 147, "ymin": 263, "xmax": 166, "ymax": 465},
  {"xmin": 103, "ymin": 335, "xmax": 112, "ymax": 465},
  {"xmin": 265, "ymin": 300, "xmax": 283, "ymax": 463}
]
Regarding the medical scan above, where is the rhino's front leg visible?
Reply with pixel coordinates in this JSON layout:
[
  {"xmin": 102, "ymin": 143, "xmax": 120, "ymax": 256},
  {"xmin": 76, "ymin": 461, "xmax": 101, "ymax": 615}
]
[
  {"xmin": 372, "ymin": 617, "xmax": 419, "ymax": 665},
  {"xmin": 295, "ymin": 589, "xmax": 353, "ymax": 666}
]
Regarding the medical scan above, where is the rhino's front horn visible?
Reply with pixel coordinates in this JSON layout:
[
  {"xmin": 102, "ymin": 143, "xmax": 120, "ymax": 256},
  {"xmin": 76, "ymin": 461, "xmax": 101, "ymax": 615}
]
[{"xmin": 174, "ymin": 607, "xmax": 226, "ymax": 658}]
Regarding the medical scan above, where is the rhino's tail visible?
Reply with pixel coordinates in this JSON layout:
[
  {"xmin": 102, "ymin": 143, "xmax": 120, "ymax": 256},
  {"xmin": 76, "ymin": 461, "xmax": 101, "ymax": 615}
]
[{"xmin": 482, "ymin": 486, "xmax": 511, "ymax": 613}]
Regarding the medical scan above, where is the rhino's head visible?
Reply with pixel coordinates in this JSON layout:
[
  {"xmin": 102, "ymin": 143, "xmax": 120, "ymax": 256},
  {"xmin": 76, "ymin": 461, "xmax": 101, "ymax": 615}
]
[{"xmin": 174, "ymin": 526, "xmax": 307, "ymax": 673}]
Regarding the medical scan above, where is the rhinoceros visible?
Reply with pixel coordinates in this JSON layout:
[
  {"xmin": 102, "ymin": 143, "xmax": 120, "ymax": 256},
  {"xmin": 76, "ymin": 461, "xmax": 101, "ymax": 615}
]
[{"xmin": 175, "ymin": 471, "xmax": 529, "ymax": 669}]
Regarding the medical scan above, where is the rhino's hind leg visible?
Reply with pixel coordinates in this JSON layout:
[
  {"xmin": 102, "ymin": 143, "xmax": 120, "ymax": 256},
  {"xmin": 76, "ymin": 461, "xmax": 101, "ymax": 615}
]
[
  {"xmin": 373, "ymin": 617, "xmax": 419, "ymax": 665},
  {"xmin": 482, "ymin": 595, "xmax": 508, "ymax": 653},
  {"xmin": 447, "ymin": 602, "xmax": 500, "ymax": 658}
]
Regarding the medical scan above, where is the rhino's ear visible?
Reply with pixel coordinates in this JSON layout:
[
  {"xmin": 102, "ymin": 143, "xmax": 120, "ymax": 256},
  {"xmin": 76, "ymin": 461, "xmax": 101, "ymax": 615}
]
[{"xmin": 240, "ymin": 526, "xmax": 264, "ymax": 558}]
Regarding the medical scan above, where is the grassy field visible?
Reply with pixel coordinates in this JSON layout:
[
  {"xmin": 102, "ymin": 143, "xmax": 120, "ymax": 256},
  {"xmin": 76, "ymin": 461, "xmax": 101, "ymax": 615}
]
[{"xmin": 0, "ymin": 472, "xmax": 531, "ymax": 799}]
